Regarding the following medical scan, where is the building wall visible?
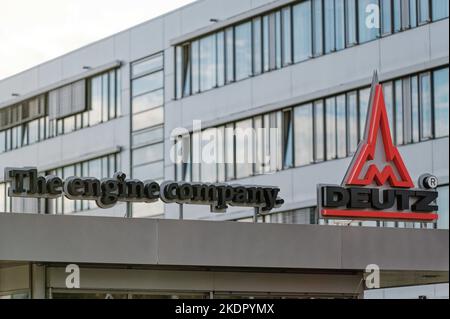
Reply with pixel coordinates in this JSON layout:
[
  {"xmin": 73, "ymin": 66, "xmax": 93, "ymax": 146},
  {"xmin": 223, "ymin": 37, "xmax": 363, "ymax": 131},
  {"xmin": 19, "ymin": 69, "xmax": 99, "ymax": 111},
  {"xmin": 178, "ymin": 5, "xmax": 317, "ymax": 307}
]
[{"xmin": 0, "ymin": 0, "xmax": 448, "ymax": 222}]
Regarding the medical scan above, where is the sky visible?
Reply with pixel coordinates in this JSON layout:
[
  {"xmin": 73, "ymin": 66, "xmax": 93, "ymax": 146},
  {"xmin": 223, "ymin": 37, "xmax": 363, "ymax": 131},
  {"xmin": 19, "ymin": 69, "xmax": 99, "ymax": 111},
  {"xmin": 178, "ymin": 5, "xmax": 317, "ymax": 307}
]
[{"xmin": 0, "ymin": 0, "xmax": 196, "ymax": 80}]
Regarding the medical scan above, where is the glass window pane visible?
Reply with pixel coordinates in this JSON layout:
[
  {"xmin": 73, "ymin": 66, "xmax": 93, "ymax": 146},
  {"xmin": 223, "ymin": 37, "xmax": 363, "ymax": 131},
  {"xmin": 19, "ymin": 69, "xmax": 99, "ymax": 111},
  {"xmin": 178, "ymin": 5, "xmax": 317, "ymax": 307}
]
[
  {"xmin": 432, "ymin": 0, "xmax": 449, "ymax": 20},
  {"xmin": 347, "ymin": 91, "xmax": 358, "ymax": 154},
  {"xmin": 176, "ymin": 46, "xmax": 183, "ymax": 99},
  {"xmin": 201, "ymin": 129, "xmax": 218, "ymax": 183},
  {"xmin": 132, "ymin": 89, "xmax": 163, "ymax": 114},
  {"xmin": 225, "ymin": 123, "xmax": 235, "ymax": 180},
  {"xmin": 395, "ymin": 80, "xmax": 404, "ymax": 145},
  {"xmin": 314, "ymin": 100, "xmax": 324, "ymax": 162},
  {"xmin": 282, "ymin": 7, "xmax": 292, "ymax": 66},
  {"xmin": 191, "ymin": 40, "xmax": 200, "ymax": 93},
  {"xmin": 252, "ymin": 18, "xmax": 262, "ymax": 75},
  {"xmin": 235, "ymin": 22, "xmax": 252, "ymax": 81},
  {"xmin": 324, "ymin": 0, "xmax": 336, "ymax": 53},
  {"xmin": 383, "ymin": 82, "xmax": 395, "ymax": 135},
  {"xmin": 437, "ymin": 186, "xmax": 449, "ymax": 230},
  {"xmin": 235, "ymin": 118, "xmax": 254, "ymax": 179},
  {"xmin": 89, "ymin": 76, "xmax": 102, "ymax": 126},
  {"xmin": 133, "ymin": 143, "xmax": 164, "ymax": 167},
  {"xmin": 335, "ymin": 0, "xmax": 345, "ymax": 50},
  {"xmin": 410, "ymin": 0, "xmax": 418, "ymax": 27},
  {"xmin": 283, "ymin": 110, "xmax": 293, "ymax": 168},
  {"xmin": 225, "ymin": 28, "xmax": 234, "ymax": 83},
  {"xmin": 63, "ymin": 166, "xmax": 75, "ymax": 214},
  {"xmin": 411, "ymin": 76, "xmax": 420, "ymax": 142},
  {"xmin": 382, "ymin": 0, "xmax": 392, "ymax": 34},
  {"xmin": 336, "ymin": 94, "xmax": 347, "ymax": 158},
  {"xmin": 359, "ymin": 88, "xmax": 370, "ymax": 141},
  {"xmin": 313, "ymin": 0, "xmax": 323, "ymax": 56},
  {"xmin": 346, "ymin": 0, "xmax": 357, "ymax": 46},
  {"xmin": 262, "ymin": 15, "xmax": 270, "ymax": 72},
  {"xmin": 132, "ymin": 107, "xmax": 164, "ymax": 132},
  {"xmin": 275, "ymin": 11, "xmax": 282, "ymax": 69},
  {"xmin": 133, "ymin": 127, "xmax": 164, "ymax": 147},
  {"xmin": 419, "ymin": 0, "xmax": 430, "ymax": 23},
  {"xmin": 133, "ymin": 161, "xmax": 164, "ymax": 180},
  {"xmin": 420, "ymin": 73, "xmax": 433, "ymax": 140},
  {"xmin": 199, "ymin": 34, "xmax": 217, "ymax": 92},
  {"xmin": 393, "ymin": 0, "xmax": 402, "ymax": 32},
  {"xmin": 326, "ymin": 97, "xmax": 337, "ymax": 160},
  {"xmin": 28, "ymin": 119, "xmax": 39, "ymax": 144},
  {"xmin": 132, "ymin": 71, "xmax": 163, "ymax": 97},
  {"xmin": 132, "ymin": 54, "xmax": 163, "ymax": 78},
  {"xmin": 359, "ymin": 0, "xmax": 380, "ymax": 43},
  {"xmin": 293, "ymin": 1, "xmax": 312, "ymax": 62},
  {"xmin": 0, "ymin": 131, "xmax": 5, "ymax": 153},
  {"xmin": 294, "ymin": 103, "xmax": 313, "ymax": 166},
  {"xmin": 217, "ymin": 32, "xmax": 225, "ymax": 87},
  {"xmin": 434, "ymin": 68, "xmax": 449, "ymax": 138}
]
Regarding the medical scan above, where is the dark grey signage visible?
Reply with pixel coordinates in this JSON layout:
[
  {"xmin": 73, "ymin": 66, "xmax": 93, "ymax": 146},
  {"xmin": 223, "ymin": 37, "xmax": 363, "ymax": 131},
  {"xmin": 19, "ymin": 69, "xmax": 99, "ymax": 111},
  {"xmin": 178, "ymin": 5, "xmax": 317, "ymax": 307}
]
[{"xmin": 4, "ymin": 167, "xmax": 284, "ymax": 213}]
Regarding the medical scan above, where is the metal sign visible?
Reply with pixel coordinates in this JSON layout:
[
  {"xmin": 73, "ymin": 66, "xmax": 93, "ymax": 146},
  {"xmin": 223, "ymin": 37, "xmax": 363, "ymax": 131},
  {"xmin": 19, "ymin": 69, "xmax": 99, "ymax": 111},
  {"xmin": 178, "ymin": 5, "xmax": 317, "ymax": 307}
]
[
  {"xmin": 318, "ymin": 73, "xmax": 439, "ymax": 222},
  {"xmin": 4, "ymin": 168, "xmax": 284, "ymax": 213}
]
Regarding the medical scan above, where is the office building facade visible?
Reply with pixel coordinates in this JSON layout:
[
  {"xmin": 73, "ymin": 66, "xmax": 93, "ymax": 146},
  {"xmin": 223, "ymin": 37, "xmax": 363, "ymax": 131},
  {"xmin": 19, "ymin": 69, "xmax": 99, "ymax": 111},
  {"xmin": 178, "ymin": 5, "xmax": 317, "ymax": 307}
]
[{"xmin": 0, "ymin": 0, "xmax": 448, "ymax": 299}]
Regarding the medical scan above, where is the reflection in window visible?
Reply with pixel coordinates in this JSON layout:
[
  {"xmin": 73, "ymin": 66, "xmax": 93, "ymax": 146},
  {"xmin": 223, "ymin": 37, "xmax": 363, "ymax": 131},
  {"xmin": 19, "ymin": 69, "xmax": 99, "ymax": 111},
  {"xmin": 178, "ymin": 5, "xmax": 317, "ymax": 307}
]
[
  {"xmin": 381, "ymin": 0, "xmax": 392, "ymax": 35},
  {"xmin": 283, "ymin": 109, "xmax": 293, "ymax": 168},
  {"xmin": 225, "ymin": 28, "xmax": 235, "ymax": 83},
  {"xmin": 410, "ymin": 76, "xmax": 420, "ymax": 142},
  {"xmin": 393, "ymin": 0, "xmax": 402, "ymax": 32},
  {"xmin": 324, "ymin": 0, "xmax": 336, "ymax": 54},
  {"xmin": 293, "ymin": 1, "xmax": 312, "ymax": 62},
  {"xmin": 314, "ymin": 100, "xmax": 324, "ymax": 162},
  {"xmin": 235, "ymin": 22, "xmax": 252, "ymax": 81},
  {"xmin": 410, "ymin": 0, "xmax": 418, "ymax": 27},
  {"xmin": 359, "ymin": 88, "xmax": 370, "ymax": 141},
  {"xmin": 433, "ymin": 68, "xmax": 449, "ymax": 138},
  {"xmin": 346, "ymin": 0, "xmax": 357, "ymax": 46},
  {"xmin": 252, "ymin": 19, "xmax": 262, "ymax": 75},
  {"xmin": 336, "ymin": 95, "xmax": 347, "ymax": 158},
  {"xmin": 200, "ymin": 34, "xmax": 217, "ymax": 91},
  {"xmin": 358, "ymin": 0, "xmax": 380, "ymax": 43},
  {"xmin": 335, "ymin": 0, "xmax": 345, "ymax": 51},
  {"xmin": 282, "ymin": 7, "xmax": 292, "ymax": 66},
  {"xmin": 312, "ymin": 0, "xmax": 323, "ymax": 56},
  {"xmin": 235, "ymin": 119, "xmax": 254, "ymax": 179},
  {"xmin": 420, "ymin": 73, "xmax": 432, "ymax": 140},
  {"xmin": 394, "ymin": 80, "xmax": 404, "ymax": 145},
  {"xmin": 294, "ymin": 104, "xmax": 314, "ymax": 166},
  {"xmin": 347, "ymin": 91, "xmax": 358, "ymax": 154},
  {"xmin": 432, "ymin": 0, "xmax": 449, "ymax": 20},
  {"xmin": 419, "ymin": 0, "xmax": 430, "ymax": 23},
  {"xmin": 326, "ymin": 97, "xmax": 337, "ymax": 160},
  {"xmin": 383, "ymin": 82, "xmax": 395, "ymax": 137}
]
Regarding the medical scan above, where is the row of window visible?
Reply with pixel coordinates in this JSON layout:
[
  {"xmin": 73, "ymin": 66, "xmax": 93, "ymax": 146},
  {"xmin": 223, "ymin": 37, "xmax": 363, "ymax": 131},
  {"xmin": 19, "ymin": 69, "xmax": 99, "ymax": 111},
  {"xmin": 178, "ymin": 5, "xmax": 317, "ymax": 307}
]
[
  {"xmin": 0, "ymin": 69, "xmax": 121, "ymax": 154},
  {"xmin": 175, "ymin": 0, "xmax": 449, "ymax": 98},
  {"xmin": 0, "ymin": 154, "xmax": 118, "ymax": 215},
  {"xmin": 131, "ymin": 53, "xmax": 165, "ymax": 218},
  {"xmin": 235, "ymin": 185, "xmax": 449, "ymax": 229},
  {"xmin": 174, "ymin": 67, "xmax": 448, "ymax": 183}
]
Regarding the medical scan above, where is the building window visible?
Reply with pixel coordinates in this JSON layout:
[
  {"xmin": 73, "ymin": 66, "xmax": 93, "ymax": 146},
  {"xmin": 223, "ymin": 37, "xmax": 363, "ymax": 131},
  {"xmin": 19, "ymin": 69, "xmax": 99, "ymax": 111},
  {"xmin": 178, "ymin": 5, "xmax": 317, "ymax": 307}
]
[
  {"xmin": 346, "ymin": 0, "xmax": 357, "ymax": 46},
  {"xmin": 437, "ymin": 185, "xmax": 449, "ymax": 230},
  {"xmin": 175, "ymin": 67, "xmax": 449, "ymax": 182},
  {"xmin": 432, "ymin": 0, "xmax": 449, "ymax": 21},
  {"xmin": 131, "ymin": 53, "xmax": 165, "ymax": 217},
  {"xmin": 200, "ymin": 34, "xmax": 217, "ymax": 91},
  {"xmin": 433, "ymin": 68, "xmax": 449, "ymax": 138},
  {"xmin": 235, "ymin": 22, "xmax": 252, "ymax": 81},
  {"xmin": 359, "ymin": 0, "xmax": 380, "ymax": 43},
  {"xmin": 312, "ymin": 0, "xmax": 324, "ymax": 56},
  {"xmin": 174, "ymin": 0, "xmax": 446, "ymax": 98},
  {"xmin": 293, "ymin": 0, "xmax": 312, "ymax": 62},
  {"xmin": 294, "ymin": 103, "xmax": 314, "ymax": 167}
]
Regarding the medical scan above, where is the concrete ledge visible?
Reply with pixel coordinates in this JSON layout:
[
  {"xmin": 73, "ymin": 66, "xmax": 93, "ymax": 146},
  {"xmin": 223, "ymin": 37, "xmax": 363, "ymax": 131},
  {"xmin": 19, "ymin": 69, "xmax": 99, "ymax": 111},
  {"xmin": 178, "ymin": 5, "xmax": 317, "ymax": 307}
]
[{"xmin": 0, "ymin": 213, "xmax": 448, "ymax": 271}]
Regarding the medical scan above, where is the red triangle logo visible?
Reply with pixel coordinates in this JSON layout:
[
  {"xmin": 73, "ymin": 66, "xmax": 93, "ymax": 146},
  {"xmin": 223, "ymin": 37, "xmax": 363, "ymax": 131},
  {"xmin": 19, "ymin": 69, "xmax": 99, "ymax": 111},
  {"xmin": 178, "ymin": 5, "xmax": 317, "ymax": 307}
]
[{"xmin": 343, "ymin": 81, "xmax": 414, "ymax": 188}]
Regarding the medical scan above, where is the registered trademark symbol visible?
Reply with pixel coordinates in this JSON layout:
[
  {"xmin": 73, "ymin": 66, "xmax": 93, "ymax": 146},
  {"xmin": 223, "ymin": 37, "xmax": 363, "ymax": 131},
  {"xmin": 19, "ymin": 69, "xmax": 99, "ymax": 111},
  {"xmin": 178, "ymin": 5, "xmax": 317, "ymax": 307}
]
[{"xmin": 419, "ymin": 174, "xmax": 438, "ymax": 190}]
